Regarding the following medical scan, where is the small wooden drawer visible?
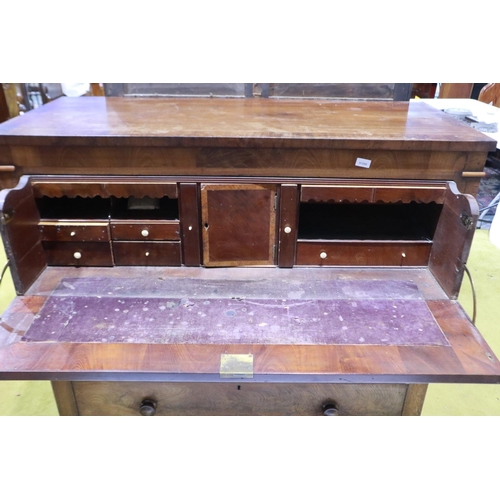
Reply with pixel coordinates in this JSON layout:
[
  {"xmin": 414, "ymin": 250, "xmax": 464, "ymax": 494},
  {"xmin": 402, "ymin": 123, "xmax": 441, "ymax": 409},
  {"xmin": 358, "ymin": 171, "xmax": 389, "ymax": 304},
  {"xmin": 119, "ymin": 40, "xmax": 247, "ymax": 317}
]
[
  {"xmin": 113, "ymin": 241, "xmax": 181, "ymax": 266},
  {"xmin": 110, "ymin": 221, "xmax": 180, "ymax": 241},
  {"xmin": 301, "ymin": 185, "xmax": 447, "ymax": 204},
  {"xmin": 296, "ymin": 241, "xmax": 432, "ymax": 266},
  {"xmin": 72, "ymin": 381, "xmax": 409, "ymax": 416},
  {"xmin": 39, "ymin": 221, "xmax": 110, "ymax": 242},
  {"xmin": 42, "ymin": 241, "xmax": 114, "ymax": 266}
]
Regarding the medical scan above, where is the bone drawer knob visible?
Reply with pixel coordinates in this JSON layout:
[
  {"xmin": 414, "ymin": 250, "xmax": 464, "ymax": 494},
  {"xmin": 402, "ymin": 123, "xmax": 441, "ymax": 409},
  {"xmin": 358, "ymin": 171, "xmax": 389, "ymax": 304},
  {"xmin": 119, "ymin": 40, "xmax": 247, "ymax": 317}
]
[
  {"xmin": 139, "ymin": 399, "xmax": 157, "ymax": 416},
  {"xmin": 73, "ymin": 252, "xmax": 82, "ymax": 260},
  {"xmin": 320, "ymin": 252, "xmax": 327, "ymax": 259},
  {"xmin": 145, "ymin": 252, "xmax": 150, "ymax": 257},
  {"xmin": 141, "ymin": 229, "xmax": 149, "ymax": 237},
  {"xmin": 284, "ymin": 226, "xmax": 292, "ymax": 234},
  {"xmin": 70, "ymin": 231, "xmax": 76, "ymax": 237}
]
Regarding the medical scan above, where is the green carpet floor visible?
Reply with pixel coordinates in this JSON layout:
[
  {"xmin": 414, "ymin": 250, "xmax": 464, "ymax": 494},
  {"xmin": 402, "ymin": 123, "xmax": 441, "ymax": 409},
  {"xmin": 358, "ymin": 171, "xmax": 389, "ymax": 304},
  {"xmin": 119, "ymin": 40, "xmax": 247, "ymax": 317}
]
[{"xmin": 0, "ymin": 230, "xmax": 499, "ymax": 416}]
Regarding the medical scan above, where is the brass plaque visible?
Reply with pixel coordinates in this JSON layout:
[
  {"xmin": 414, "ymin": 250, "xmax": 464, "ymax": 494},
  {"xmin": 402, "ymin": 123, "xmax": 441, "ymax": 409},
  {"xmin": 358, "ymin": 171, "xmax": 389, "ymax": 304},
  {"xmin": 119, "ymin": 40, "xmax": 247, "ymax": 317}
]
[{"xmin": 220, "ymin": 354, "xmax": 254, "ymax": 379}]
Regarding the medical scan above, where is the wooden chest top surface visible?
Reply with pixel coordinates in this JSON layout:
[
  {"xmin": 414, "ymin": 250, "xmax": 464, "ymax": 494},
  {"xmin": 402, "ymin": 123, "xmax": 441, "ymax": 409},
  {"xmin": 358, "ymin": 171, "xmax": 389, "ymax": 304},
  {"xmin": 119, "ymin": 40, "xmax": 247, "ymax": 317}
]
[{"xmin": 0, "ymin": 97, "xmax": 495, "ymax": 151}]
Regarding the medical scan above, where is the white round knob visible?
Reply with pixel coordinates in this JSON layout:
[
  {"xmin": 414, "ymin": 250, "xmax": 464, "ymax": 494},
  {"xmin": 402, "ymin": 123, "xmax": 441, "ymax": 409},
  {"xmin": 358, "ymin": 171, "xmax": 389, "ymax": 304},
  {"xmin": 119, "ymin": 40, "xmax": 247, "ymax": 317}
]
[
  {"xmin": 145, "ymin": 252, "xmax": 150, "ymax": 257},
  {"xmin": 73, "ymin": 252, "xmax": 82, "ymax": 260},
  {"xmin": 284, "ymin": 226, "xmax": 292, "ymax": 234},
  {"xmin": 70, "ymin": 231, "xmax": 76, "ymax": 237},
  {"xmin": 320, "ymin": 252, "xmax": 327, "ymax": 259},
  {"xmin": 141, "ymin": 229, "xmax": 149, "ymax": 237}
]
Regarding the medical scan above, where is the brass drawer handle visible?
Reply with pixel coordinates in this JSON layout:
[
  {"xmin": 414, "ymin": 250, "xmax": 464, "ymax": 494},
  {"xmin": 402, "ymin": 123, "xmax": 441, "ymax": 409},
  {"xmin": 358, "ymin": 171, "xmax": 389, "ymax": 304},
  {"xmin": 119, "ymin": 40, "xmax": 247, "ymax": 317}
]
[{"xmin": 139, "ymin": 399, "xmax": 157, "ymax": 416}]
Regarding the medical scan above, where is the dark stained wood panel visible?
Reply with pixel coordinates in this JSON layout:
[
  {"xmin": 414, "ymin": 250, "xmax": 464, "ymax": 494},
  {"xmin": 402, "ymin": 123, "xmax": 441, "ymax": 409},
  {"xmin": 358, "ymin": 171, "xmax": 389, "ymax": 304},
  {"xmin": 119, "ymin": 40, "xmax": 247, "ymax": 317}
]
[
  {"xmin": 0, "ymin": 98, "xmax": 494, "ymax": 151},
  {"xmin": 429, "ymin": 183, "xmax": 478, "ymax": 299},
  {"xmin": 301, "ymin": 184, "xmax": 447, "ymax": 204},
  {"xmin": 107, "ymin": 83, "xmax": 248, "ymax": 98},
  {"xmin": 296, "ymin": 241, "xmax": 432, "ymax": 267},
  {"xmin": 32, "ymin": 180, "xmax": 178, "ymax": 199},
  {"xmin": 268, "ymin": 83, "xmax": 398, "ymax": 99},
  {"xmin": 113, "ymin": 242, "xmax": 181, "ymax": 266},
  {"xmin": 178, "ymin": 183, "xmax": 202, "ymax": 266},
  {"xmin": 43, "ymin": 241, "xmax": 113, "ymax": 266},
  {"xmin": 39, "ymin": 222, "xmax": 110, "ymax": 242},
  {"xmin": 0, "ymin": 176, "xmax": 46, "ymax": 293},
  {"xmin": 277, "ymin": 184, "xmax": 299, "ymax": 268},
  {"xmin": 110, "ymin": 222, "xmax": 180, "ymax": 241}
]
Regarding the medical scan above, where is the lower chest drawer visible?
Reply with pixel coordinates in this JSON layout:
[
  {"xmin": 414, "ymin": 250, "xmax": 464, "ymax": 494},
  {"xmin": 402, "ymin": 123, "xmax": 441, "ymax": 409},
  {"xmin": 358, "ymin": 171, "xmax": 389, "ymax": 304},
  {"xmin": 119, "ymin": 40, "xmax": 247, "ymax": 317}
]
[
  {"xmin": 42, "ymin": 241, "xmax": 114, "ymax": 266},
  {"xmin": 113, "ymin": 241, "xmax": 181, "ymax": 266},
  {"xmin": 72, "ymin": 381, "xmax": 409, "ymax": 416}
]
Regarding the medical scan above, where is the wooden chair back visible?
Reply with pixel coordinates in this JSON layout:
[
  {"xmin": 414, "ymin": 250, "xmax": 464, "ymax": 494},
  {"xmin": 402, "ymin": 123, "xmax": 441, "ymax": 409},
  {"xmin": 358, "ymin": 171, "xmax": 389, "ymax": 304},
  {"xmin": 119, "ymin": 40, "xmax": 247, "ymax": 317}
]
[{"xmin": 478, "ymin": 83, "xmax": 500, "ymax": 107}]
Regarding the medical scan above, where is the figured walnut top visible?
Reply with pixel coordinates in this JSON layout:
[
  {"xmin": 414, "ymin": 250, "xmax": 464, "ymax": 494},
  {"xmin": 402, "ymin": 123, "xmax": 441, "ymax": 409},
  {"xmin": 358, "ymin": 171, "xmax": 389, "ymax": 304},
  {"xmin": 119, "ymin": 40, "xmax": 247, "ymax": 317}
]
[{"xmin": 0, "ymin": 97, "xmax": 495, "ymax": 151}]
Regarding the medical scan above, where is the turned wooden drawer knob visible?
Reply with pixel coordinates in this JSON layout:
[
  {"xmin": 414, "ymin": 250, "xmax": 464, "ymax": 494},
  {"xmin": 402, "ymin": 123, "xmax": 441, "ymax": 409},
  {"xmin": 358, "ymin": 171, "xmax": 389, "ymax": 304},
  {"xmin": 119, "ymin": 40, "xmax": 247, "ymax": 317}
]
[
  {"xmin": 73, "ymin": 252, "xmax": 82, "ymax": 260},
  {"xmin": 141, "ymin": 229, "xmax": 149, "ymax": 237},
  {"xmin": 140, "ymin": 399, "xmax": 157, "ymax": 416},
  {"xmin": 320, "ymin": 252, "xmax": 327, "ymax": 259},
  {"xmin": 323, "ymin": 403, "xmax": 339, "ymax": 416}
]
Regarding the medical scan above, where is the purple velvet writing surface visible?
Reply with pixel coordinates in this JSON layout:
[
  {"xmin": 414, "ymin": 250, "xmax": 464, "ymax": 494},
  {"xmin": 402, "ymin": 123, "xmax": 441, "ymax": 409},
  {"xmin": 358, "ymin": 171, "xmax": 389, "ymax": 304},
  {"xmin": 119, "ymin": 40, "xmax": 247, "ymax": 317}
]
[{"xmin": 22, "ymin": 278, "xmax": 448, "ymax": 346}]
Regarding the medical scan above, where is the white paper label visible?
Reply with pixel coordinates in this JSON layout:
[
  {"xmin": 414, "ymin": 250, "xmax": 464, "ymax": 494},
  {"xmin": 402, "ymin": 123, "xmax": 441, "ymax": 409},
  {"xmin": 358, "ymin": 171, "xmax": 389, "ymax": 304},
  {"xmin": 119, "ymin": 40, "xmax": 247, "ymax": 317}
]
[{"xmin": 355, "ymin": 158, "xmax": 372, "ymax": 168}]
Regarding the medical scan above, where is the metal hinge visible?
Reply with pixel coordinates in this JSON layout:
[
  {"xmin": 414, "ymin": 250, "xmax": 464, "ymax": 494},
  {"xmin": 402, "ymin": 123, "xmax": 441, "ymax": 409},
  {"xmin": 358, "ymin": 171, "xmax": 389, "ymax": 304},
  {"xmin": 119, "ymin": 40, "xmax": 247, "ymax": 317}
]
[
  {"xmin": 460, "ymin": 212, "xmax": 474, "ymax": 230},
  {"xmin": 0, "ymin": 211, "xmax": 13, "ymax": 225}
]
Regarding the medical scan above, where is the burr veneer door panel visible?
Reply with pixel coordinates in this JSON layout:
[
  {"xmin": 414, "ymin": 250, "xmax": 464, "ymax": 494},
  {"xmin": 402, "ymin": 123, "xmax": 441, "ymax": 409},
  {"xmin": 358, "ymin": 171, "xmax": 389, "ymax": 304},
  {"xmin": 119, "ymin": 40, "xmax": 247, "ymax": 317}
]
[{"xmin": 201, "ymin": 184, "xmax": 277, "ymax": 266}]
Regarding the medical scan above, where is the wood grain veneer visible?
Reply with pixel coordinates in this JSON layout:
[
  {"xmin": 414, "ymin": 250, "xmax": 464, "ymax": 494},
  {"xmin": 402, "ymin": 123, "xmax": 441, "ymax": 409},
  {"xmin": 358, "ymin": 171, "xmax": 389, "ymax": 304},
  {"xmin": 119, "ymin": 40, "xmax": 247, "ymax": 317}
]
[
  {"xmin": 0, "ymin": 97, "xmax": 497, "ymax": 416},
  {"xmin": 0, "ymin": 98, "xmax": 494, "ymax": 151}
]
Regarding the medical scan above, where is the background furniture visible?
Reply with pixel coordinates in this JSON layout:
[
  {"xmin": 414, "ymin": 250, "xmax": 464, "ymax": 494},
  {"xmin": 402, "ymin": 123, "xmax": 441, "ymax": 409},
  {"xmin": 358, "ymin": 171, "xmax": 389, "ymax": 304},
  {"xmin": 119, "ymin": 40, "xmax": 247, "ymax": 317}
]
[
  {"xmin": 438, "ymin": 83, "xmax": 474, "ymax": 99},
  {"xmin": 478, "ymin": 83, "xmax": 500, "ymax": 107},
  {"xmin": 103, "ymin": 83, "xmax": 413, "ymax": 100}
]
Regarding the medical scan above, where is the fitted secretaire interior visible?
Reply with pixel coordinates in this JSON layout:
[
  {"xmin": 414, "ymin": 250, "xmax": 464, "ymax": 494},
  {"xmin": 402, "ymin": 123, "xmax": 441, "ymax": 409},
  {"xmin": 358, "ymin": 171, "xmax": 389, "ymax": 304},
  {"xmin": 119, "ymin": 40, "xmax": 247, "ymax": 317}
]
[
  {"xmin": 0, "ymin": 97, "xmax": 499, "ymax": 416},
  {"xmin": 2, "ymin": 176, "xmax": 468, "ymax": 275}
]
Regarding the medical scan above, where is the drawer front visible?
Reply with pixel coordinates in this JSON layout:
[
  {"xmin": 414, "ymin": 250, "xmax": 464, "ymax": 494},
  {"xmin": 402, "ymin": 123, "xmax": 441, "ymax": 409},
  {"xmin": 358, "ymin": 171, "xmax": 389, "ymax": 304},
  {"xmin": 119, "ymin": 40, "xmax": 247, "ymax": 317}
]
[
  {"xmin": 296, "ymin": 241, "xmax": 432, "ymax": 266},
  {"xmin": 301, "ymin": 185, "xmax": 447, "ymax": 204},
  {"xmin": 73, "ymin": 381, "xmax": 408, "ymax": 416},
  {"xmin": 39, "ymin": 222, "xmax": 110, "ymax": 242},
  {"xmin": 43, "ymin": 241, "xmax": 114, "ymax": 266},
  {"xmin": 113, "ymin": 241, "xmax": 181, "ymax": 266},
  {"xmin": 110, "ymin": 221, "xmax": 180, "ymax": 241}
]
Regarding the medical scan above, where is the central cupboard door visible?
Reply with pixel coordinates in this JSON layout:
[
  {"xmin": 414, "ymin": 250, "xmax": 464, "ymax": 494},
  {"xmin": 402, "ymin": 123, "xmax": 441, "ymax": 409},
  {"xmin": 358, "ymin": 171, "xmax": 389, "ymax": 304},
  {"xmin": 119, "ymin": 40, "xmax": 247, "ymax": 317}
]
[{"xmin": 201, "ymin": 184, "xmax": 277, "ymax": 266}]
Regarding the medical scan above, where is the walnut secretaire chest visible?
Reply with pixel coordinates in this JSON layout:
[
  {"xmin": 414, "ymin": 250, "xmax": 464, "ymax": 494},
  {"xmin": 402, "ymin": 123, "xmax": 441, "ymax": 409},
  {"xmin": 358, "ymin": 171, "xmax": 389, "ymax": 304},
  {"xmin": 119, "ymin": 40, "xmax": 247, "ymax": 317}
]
[{"xmin": 0, "ymin": 97, "xmax": 498, "ymax": 416}]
